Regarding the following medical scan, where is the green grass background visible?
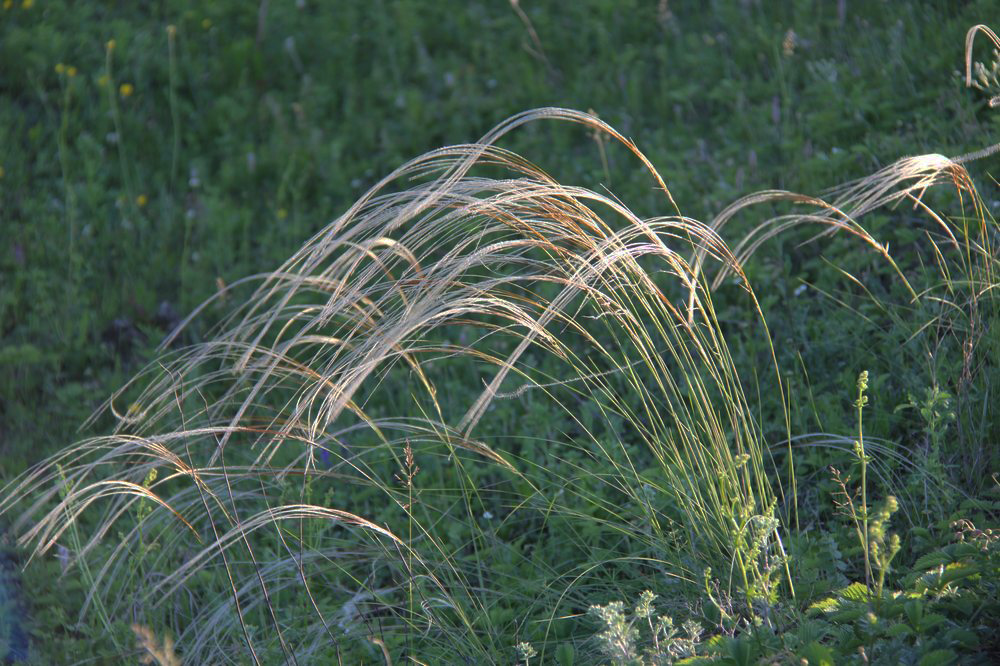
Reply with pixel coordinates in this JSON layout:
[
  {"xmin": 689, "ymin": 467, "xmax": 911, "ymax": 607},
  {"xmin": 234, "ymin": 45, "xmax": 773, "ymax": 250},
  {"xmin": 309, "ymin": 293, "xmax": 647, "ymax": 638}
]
[{"xmin": 2, "ymin": 0, "xmax": 1000, "ymax": 663}]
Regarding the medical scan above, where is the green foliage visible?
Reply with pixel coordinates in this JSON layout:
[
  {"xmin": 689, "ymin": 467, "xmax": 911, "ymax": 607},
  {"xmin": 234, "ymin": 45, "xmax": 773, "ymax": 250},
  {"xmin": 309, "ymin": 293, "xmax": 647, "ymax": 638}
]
[
  {"xmin": 587, "ymin": 591, "xmax": 702, "ymax": 665},
  {"xmin": 581, "ymin": 513, "xmax": 999, "ymax": 665},
  {"xmin": 803, "ymin": 516, "xmax": 1000, "ymax": 664}
]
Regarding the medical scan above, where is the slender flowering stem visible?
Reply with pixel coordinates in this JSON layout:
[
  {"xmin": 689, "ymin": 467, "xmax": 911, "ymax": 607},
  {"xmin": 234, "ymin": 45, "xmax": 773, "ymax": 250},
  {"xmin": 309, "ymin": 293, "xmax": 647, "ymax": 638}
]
[{"xmin": 855, "ymin": 370, "xmax": 872, "ymax": 595}]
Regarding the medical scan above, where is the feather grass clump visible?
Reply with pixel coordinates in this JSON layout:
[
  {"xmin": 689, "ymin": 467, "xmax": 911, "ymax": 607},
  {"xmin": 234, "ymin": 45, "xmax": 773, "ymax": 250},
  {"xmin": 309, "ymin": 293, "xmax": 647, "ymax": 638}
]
[
  {"xmin": 1, "ymin": 108, "xmax": 782, "ymax": 662},
  {"xmin": 3, "ymin": 27, "xmax": 1000, "ymax": 656}
]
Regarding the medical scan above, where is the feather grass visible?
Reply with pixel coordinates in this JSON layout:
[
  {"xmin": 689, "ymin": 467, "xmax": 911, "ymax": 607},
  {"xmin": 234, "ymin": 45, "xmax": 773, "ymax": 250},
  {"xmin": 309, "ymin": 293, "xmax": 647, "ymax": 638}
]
[
  {"xmin": 1, "ymin": 109, "xmax": 781, "ymax": 662},
  {"xmin": 2, "ymin": 99, "xmax": 997, "ymax": 661}
]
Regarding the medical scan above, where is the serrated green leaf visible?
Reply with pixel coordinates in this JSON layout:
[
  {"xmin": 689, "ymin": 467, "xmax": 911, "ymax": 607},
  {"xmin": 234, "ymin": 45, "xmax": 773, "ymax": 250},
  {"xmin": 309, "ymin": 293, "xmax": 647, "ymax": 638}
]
[
  {"xmin": 918, "ymin": 648, "xmax": 956, "ymax": 666},
  {"xmin": 794, "ymin": 619, "xmax": 832, "ymax": 645},
  {"xmin": 885, "ymin": 622, "xmax": 912, "ymax": 638},
  {"xmin": 829, "ymin": 607, "xmax": 865, "ymax": 623},
  {"xmin": 939, "ymin": 594, "xmax": 978, "ymax": 617},
  {"xmin": 838, "ymin": 582, "xmax": 870, "ymax": 602},
  {"xmin": 949, "ymin": 542, "xmax": 983, "ymax": 558},
  {"xmin": 944, "ymin": 627, "xmax": 979, "ymax": 649},
  {"xmin": 879, "ymin": 595, "xmax": 905, "ymax": 617},
  {"xmin": 808, "ymin": 597, "xmax": 840, "ymax": 614},
  {"xmin": 799, "ymin": 641, "xmax": 835, "ymax": 666},
  {"xmin": 914, "ymin": 562, "xmax": 981, "ymax": 592},
  {"xmin": 919, "ymin": 613, "xmax": 948, "ymax": 631},
  {"xmin": 904, "ymin": 598, "xmax": 924, "ymax": 626},
  {"xmin": 912, "ymin": 551, "xmax": 951, "ymax": 571},
  {"xmin": 702, "ymin": 634, "xmax": 729, "ymax": 651},
  {"xmin": 938, "ymin": 563, "xmax": 980, "ymax": 585}
]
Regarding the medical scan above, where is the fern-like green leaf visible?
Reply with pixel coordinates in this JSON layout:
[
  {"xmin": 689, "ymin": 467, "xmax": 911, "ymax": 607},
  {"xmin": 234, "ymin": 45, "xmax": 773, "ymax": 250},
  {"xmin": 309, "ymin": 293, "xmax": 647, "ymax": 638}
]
[{"xmin": 838, "ymin": 582, "xmax": 870, "ymax": 602}]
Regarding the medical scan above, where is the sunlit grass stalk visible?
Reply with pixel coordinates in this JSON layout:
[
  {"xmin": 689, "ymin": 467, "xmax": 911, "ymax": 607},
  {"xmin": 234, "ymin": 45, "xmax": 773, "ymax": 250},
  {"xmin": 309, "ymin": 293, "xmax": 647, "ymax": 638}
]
[{"xmin": 54, "ymin": 464, "xmax": 123, "ymax": 655}]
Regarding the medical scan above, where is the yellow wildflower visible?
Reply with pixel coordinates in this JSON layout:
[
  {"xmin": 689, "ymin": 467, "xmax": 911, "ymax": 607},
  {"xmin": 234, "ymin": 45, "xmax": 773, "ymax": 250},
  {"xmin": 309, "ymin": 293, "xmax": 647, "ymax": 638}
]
[
  {"xmin": 277, "ymin": 208, "xmax": 288, "ymax": 220},
  {"xmin": 106, "ymin": 39, "xmax": 116, "ymax": 52},
  {"xmin": 201, "ymin": 18, "xmax": 211, "ymax": 29},
  {"xmin": 21, "ymin": 0, "xmax": 33, "ymax": 9},
  {"xmin": 2, "ymin": 0, "xmax": 12, "ymax": 11},
  {"xmin": 119, "ymin": 82, "xmax": 134, "ymax": 98},
  {"xmin": 67, "ymin": 66, "xmax": 77, "ymax": 77},
  {"xmin": 55, "ymin": 63, "xmax": 65, "ymax": 75},
  {"xmin": 136, "ymin": 194, "xmax": 148, "ymax": 207},
  {"xmin": 97, "ymin": 74, "xmax": 110, "ymax": 87}
]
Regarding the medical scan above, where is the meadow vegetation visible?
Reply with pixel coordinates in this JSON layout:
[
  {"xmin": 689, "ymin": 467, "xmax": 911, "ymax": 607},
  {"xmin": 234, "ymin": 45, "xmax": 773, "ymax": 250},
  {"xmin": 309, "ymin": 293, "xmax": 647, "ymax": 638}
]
[{"xmin": 1, "ymin": 2, "xmax": 1000, "ymax": 664}]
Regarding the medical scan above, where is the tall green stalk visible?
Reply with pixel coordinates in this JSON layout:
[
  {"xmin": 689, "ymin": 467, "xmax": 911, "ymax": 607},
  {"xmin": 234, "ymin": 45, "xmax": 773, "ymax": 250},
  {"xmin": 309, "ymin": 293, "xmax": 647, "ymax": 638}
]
[
  {"xmin": 854, "ymin": 370, "xmax": 872, "ymax": 594},
  {"xmin": 166, "ymin": 25, "xmax": 181, "ymax": 191},
  {"xmin": 104, "ymin": 40, "xmax": 136, "ymax": 209}
]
